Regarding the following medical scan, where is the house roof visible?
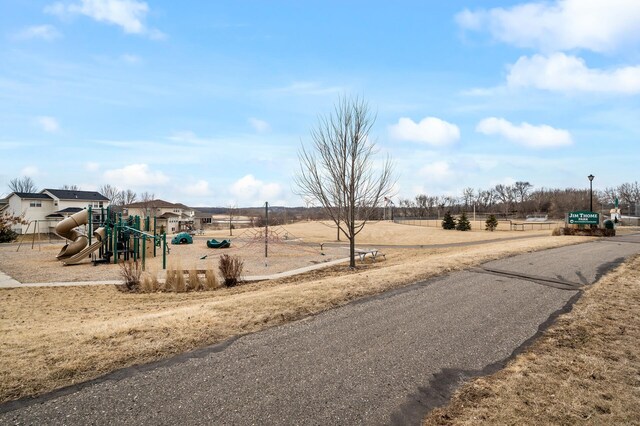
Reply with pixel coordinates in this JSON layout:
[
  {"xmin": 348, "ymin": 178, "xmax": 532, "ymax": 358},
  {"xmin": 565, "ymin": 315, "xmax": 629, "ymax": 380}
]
[
  {"xmin": 157, "ymin": 212, "xmax": 181, "ymax": 219},
  {"xmin": 11, "ymin": 192, "xmax": 53, "ymax": 200},
  {"xmin": 55, "ymin": 207, "xmax": 84, "ymax": 214},
  {"xmin": 43, "ymin": 189, "xmax": 109, "ymax": 201},
  {"xmin": 127, "ymin": 199, "xmax": 181, "ymax": 209}
]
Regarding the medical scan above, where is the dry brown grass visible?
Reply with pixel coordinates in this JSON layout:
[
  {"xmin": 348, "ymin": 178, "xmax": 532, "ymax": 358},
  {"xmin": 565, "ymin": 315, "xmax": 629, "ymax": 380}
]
[
  {"xmin": 424, "ymin": 254, "xmax": 640, "ymax": 425},
  {"xmin": 0, "ymin": 235, "xmax": 593, "ymax": 404}
]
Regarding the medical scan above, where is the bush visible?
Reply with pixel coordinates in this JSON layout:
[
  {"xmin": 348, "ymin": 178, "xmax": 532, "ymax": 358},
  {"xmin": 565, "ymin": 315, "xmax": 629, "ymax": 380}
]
[
  {"xmin": 456, "ymin": 212, "xmax": 471, "ymax": 231},
  {"xmin": 204, "ymin": 268, "xmax": 221, "ymax": 290},
  {"xmin": 119, "ymin": 260, "xmax": 142, "ymax": 291},
  {"xmin": 485, "ymin": 214, "xmax": 498, "ymax": 232},
  {"xmin": 442, "ymin": 211, "xmax": 456, "ymax": 230},
  {"xmin": 552, "ymin": 227, "xmax": 615, "ymax": 237},
  {"xmin": 219, "ymin": 254, "xmax": 244, "ymax": 287},
  {"xmin": 0, "ymin": 212, "xmax": 27, "ymax": 243}
]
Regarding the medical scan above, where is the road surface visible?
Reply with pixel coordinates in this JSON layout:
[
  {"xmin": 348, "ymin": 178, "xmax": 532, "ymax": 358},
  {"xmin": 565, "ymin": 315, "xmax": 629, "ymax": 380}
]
[{"xmin": 2, "ymin": 234, "xmax": 639, "ymax": 425}]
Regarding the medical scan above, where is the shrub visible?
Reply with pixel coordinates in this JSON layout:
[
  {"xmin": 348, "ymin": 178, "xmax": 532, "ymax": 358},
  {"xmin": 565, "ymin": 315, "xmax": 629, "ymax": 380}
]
[
  {"xmin": 552, "ymin": 227, "xmax": 615, "ymax": 237},
  {"xmin": 441, "ymin": 211, "xmax": 456, "ymax": 230},
  {"xmin": 456, "ymin": 212, "xmax": 471, "ymax": 231},
  {"xmin": 219, "ymin": 254, "xmax": 244, "ymax": 287},
  {"xmin": 204, "ymin": 268, "xmax": 221, "ymax": 290},
  {"xmin": 485, "ymin": 214, "xmax": 498, "ymax": 232},
  {"xmin": 140, "ymin": 271, "xmax": 160, "ymax": 292},
  {"xmin": 188, "ymin": 268, "xmax": 203, "ymax": 291},
  {"xmin": 0, "ymin": 212, "xmax": 27, "ymax": 243},
  {"xmin": 165, "ymin": 264, "xmax": 186, "ymax": 292},
  {"xmin": 119, "ymin": 260, "xmax": 142, "ymax": 291}
]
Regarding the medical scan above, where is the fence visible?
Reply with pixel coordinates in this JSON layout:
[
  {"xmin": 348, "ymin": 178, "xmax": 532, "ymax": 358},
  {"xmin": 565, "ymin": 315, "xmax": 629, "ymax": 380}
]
[{"xmin": 393, "ymin": 217, "xmax": 563, "ymax": 231}]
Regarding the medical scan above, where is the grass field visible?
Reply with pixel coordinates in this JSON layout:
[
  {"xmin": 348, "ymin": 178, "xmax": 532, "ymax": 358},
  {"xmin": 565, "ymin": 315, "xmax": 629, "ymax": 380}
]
[
  {"xmin": 423, "ymin": 254, "xmax": 640, "ymax": 425},
  {"xmin": 0, "ymin": 222, "xmax": 593, "ymax": 404}
]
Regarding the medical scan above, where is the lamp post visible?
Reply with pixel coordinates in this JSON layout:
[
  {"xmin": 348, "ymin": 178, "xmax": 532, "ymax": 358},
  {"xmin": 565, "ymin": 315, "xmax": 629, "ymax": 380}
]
[{"xmin": 588, "ymin": 174, "xmax": 595, "ymax": 212}]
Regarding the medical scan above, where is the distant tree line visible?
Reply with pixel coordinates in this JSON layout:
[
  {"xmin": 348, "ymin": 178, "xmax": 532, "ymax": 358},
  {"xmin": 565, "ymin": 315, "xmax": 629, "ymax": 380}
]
[{"xmin": 395, "ymin": 181, "xmax": 640, "ymax": 219}]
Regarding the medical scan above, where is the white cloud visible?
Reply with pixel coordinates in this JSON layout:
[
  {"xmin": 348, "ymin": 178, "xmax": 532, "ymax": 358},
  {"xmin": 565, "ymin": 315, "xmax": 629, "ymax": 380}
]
[
  {"xmin": 456, "ymin": 0, "xmax": 640, "ymax": 53},
  {"xmin": 249, "ymin": 118, "xmax": 271, "ymax": 133},
  {"xmin": 418, "ymin": 161, "xmax": 454, "ymax": 182},
  {"xmin": 103, "ymin": 163, "xmax": 169, "ymax": 187},
  {"xmin": 184, "ymin": 180, "xmax": 211, "ymax": 196},
  {"xmin": 14, "ymin": 25, "xmax": 61, "ymax": 41},
  {"xmin": 21, "ymin": 166, "xmax": 40, "ymax": 177},
  {"xmin": 45, "ymin": 0, "xmax": 164, "ymax": 37},
  {"xmin": 84, "ymin": 162, "xmax": 100, "ymax": 172},
  {"xmin": 229, "ymin": 175, "xmax": 282, "ymax": 204},
  {"xmin": 35, "ymin": 116, "xmax": 60, "ymax": 133},
  {"xmin": 476, "ymin": 117, "xmax": 573, "ymax": 148},
  {"xmin": 507, "ymin": 53, "xmax": 640, "ymax": 95},
  {"xmin": 389, "ymin": 117, "xmax": 460, "ymax": 146}
]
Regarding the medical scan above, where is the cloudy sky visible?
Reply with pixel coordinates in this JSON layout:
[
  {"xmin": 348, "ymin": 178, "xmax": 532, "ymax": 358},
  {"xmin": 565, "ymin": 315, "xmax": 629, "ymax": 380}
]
[{"xmin": 1, "ymin": 0, "xmax": 639, "ymax": 206}]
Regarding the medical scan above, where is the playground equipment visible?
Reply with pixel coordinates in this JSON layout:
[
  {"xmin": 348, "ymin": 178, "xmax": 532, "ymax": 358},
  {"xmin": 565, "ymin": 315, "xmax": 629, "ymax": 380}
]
[
  {"xmin": 55, "ymin": 210, "xmax": 105, "ymax": 263},
  {"xmin": 206, "ymin": 238, "xmax": 231, "ymax": 248},
  {"xmin": 54, "ymin": 206, "xmax": 168, "ymax": 270},
  {"xmin": 171, "ymin": 232, "xmax": 193, "ymax": 244}
]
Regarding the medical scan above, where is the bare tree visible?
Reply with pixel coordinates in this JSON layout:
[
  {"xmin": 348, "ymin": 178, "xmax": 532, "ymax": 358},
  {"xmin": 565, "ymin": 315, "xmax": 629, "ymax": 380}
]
[
  {"xmin": 8, "ymin": 177, "xmax": 37, "ymax": 193},
  {"xmin": 295, "ymin": 96, "xmax": 395, "ymax": 268},
  {"xmin": 618, "ymin": 181, "xmax": 640, "ymax": 215},
  {"xmin": 136, "ymin": 192, "xmax": 159, "ymax": 215},
  {"xmin": 120, "ymin": 189, "xmax": 137, "ymax": 206},
  {"xmin": 462, "ymin": 187, "xmax": 475, "ymax": 210},
  {"xmin": 494, "ymin": 184, "xmax": 516, "ymax": 217},
  {"xmin": 98, "ymin": 184, "xmax": 122, "ymax": 205},
  {"xmin": 60, "ymin": 184, "xmax": 80, "ymax": 191}
]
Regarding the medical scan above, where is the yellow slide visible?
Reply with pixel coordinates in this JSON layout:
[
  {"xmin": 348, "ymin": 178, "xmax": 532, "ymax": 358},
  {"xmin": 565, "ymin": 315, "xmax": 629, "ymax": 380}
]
[{"xmin": 62, "ymin": 227, "xmax": 105, "ymax": 265}]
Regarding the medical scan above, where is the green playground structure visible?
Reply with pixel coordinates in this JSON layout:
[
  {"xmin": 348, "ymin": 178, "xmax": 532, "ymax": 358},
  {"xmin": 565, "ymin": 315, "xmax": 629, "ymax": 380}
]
[
  {"xmin": 206, "ymin": 238, "xmax": 231, "ymax": 249},
  {"xmin": 55, "ymin": 205, "xmax": 168, "ymax": 270},
  {"xmin": 171, "ymin": 232, "xmax": 193, "ymax": 245}
]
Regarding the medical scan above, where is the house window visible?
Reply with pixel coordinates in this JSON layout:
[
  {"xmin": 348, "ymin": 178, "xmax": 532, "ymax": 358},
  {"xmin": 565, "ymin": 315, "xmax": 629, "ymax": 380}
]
[
  {"xmin": 93, "ymin": 202, "xmax": 100, "ymax": 208},
  {"xmin": 30, "ymin": 201, "xmax": 42, "ymax": 207},
  {"xmin": 99, "ymin": 202, "xmax": 104, "ymax": 207}
]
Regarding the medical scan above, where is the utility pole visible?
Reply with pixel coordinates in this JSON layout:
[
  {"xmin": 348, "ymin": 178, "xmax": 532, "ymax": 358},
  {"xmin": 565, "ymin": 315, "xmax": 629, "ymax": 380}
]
[
  {"xmin": 265, "ymin": 201, "xmax": 268, "ymax": 258},
  {"xmin": 588, "ymin": 174, "xmax": 595, "ymax": 212}
]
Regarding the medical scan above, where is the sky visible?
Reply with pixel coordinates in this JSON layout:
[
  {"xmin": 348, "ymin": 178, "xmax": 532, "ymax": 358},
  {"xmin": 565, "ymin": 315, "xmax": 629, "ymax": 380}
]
[{"xmin": 1, "ymin": 0, "xmax": 639, "ymax": 207}]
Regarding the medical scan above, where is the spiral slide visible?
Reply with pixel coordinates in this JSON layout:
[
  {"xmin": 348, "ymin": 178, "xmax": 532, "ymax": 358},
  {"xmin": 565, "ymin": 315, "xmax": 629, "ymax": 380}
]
[{"xmin": 55, "ymin": 209, "xmax": 105, "ymax": 265}]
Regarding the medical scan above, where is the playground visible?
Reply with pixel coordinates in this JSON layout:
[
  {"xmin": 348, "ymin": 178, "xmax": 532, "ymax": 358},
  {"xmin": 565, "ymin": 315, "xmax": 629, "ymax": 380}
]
[{"xmin": 0, "ymin": 219, "xmax": 558, "ymax": 284}]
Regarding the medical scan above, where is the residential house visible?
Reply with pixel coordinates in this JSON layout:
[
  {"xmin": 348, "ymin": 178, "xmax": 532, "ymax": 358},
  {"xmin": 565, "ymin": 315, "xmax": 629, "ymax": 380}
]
[
  {"xmin": 1, "ymin": 189, "xmax": 109, "ymax": 234},
  {"xmin": 124, "ymin": 199, "xmax": 199, "ymax": 234}
]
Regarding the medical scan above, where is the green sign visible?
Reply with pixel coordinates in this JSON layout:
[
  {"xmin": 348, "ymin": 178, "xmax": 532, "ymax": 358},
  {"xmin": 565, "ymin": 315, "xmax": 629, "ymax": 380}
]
[{"xmin": 568, "ymin": 210, "xmax": 599, "ymax": 225}]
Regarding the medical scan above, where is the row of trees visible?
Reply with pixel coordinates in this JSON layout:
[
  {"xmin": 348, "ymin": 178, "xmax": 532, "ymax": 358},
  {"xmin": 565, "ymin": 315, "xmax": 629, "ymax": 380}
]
[{"xmin": 397, "ymin": 181, "xmax": 640, "ymax": 220}]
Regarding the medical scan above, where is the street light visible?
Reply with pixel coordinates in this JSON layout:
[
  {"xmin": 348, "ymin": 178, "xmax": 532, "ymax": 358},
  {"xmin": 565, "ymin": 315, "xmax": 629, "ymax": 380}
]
[{"xmin": 588, "ymin": 174, "xmax": 595, "ymax": 212}]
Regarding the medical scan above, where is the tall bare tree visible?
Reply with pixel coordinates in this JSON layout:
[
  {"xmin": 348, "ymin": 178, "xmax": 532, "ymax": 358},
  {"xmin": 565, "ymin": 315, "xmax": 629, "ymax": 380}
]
[
  {"xmin": 8, "ymin": 177, "xmax": 37, "ymax": 193},
  {"xmin": 98, "ymin": 184, "xmax": 122, "ymax": 205},
  {"xmin": 120, "ymin": 189, "xmax": 137, "ymax": 206},
  {"xmin": 295, "ymin": 96, "xmax": 395, "ymax": 268}
]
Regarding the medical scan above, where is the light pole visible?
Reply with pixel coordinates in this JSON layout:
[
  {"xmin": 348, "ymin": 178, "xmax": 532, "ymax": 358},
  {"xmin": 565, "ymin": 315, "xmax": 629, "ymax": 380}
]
[{"xmin": 588, "ymin": 174, "xmax": 595, "ymax": 212}]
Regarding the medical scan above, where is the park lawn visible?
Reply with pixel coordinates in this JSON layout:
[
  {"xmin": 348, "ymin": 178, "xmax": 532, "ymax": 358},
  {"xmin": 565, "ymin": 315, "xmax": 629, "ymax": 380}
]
[
  {"xmin": 423, "ymin": 253, "xmax": 640, "ymax": 425},
  {"xmin": 0, "ymin": 234, "xmax": 592, "ymax": 404}
]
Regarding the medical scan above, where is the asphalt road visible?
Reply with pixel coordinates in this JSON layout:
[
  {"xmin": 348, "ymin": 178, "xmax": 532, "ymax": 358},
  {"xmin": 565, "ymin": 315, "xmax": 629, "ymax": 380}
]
[{"xmin": 2, "ymin": 234, "xmax": 639, "ymax": 425}]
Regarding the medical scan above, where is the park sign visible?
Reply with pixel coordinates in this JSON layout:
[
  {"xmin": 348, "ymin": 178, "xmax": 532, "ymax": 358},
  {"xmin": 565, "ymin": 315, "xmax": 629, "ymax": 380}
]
[{"xmin": 568, "ymin": 210, "xmax": 599, "ymax": 225}]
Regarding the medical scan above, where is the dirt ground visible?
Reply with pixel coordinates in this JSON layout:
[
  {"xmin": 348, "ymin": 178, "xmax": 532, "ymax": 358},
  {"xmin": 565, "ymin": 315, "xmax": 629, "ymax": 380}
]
[
  {"xmin": 0, "ymin": 221, "xmax": 552, "ymax": 283},
  {"xmin": 423, "ymin": 253, "xmax": 640, "ymax": 425},
  {"xmin": 0, "ymin": 221, "xmax": 594, "ymax": 404}
]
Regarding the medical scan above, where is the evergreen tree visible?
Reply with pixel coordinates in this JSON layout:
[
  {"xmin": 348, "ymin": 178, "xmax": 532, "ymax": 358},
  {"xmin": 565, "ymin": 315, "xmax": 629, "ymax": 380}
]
[
  {"xmin": 442, "ymin": 211, "xmax": 456, "ymax": 230},
  {"xmin": 485, "ymin": 214, "xmax": 498, "ymax": 231},
  {"xmin": 456, "ymin": 212, "xmax": 471, "ymax": 231}
]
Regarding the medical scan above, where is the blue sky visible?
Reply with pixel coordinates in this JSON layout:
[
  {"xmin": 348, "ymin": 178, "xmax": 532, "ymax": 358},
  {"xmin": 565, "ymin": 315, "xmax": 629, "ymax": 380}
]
[{"xmin": 1, "ymin": 0, "xmax": 639, "ymax": 206}]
